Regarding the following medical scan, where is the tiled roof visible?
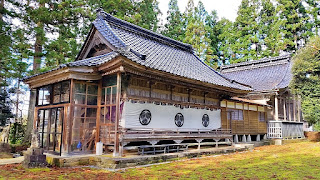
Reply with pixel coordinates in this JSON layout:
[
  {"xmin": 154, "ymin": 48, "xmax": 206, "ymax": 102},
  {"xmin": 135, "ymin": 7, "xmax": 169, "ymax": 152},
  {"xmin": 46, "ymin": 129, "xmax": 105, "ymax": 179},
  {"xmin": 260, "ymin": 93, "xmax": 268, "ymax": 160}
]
[
  {"xmin": 24, "ymin": 52, "xmax": 119, "ymax": 80},
  {"xmin": 91, "ymin": 12, "xmax": 251, "ymax": 91},
  {"xmin": 220, "ymin": 55, "xmax": 292, "ymax": 91},
  {"xmin": 25, "ymin": 11, "xmax": 252, "ymax": 92}
]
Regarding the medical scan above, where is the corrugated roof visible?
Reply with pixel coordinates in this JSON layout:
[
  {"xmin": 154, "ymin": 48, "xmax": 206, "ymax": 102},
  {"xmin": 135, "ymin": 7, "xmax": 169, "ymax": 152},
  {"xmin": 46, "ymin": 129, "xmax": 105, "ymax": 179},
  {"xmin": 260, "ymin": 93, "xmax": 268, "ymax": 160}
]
[{"xmin": 220, "ymin": 55, "xmax": 292, "ymax": 91}]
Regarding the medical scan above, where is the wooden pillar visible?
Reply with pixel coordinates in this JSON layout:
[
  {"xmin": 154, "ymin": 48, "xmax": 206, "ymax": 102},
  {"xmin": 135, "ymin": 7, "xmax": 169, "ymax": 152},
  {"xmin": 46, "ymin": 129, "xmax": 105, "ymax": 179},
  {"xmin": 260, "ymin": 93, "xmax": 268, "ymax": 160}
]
[
  {"xmin": 96, "ymin": 80, "xmax": 102, "ymax": 144},
  {"xmin": 288, "ymin": 100, "xmax": 292, "ymax": 121},
  {"xmin": 293, "ymin": 96, "xmax": 297, "ymax": 122},
  {"xmin": 113, "ymin": 72, "xmax": 121, "ymax": 156},
  {"xmin": 68, "ymin": 79, "xmax": 75, "ymax": 153},
  {"xmin": 274, "ymin": 95, "xmax": 279, "ymax": 121},
  {"xmin": 283, "ymin": 98, "xmax": 286, "ymax": 121},
  {"xmin": 297, "ymin": 96, "xmax": 301, "ymax": 122}
]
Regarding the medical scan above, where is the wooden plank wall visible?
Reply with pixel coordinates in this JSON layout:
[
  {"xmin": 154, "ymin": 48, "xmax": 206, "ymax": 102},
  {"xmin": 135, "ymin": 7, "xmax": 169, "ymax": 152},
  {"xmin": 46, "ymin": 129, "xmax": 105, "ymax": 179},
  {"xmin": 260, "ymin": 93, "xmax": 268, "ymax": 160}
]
[{"xmin": 221, "ymin": 101, "xmax": 267, "ymax": 135}]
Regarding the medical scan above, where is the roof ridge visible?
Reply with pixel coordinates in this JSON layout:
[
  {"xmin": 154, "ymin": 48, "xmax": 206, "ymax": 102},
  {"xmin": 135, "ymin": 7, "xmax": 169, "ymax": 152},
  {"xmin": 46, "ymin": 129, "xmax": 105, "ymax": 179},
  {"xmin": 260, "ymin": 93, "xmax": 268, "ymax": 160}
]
[
  {"xmin": 220, "ymin": 54, "xmax": 291, "ymax": 71},
  {"xmin": 98, "ymin": 11, "xmax": 194, "ymax": 53}
]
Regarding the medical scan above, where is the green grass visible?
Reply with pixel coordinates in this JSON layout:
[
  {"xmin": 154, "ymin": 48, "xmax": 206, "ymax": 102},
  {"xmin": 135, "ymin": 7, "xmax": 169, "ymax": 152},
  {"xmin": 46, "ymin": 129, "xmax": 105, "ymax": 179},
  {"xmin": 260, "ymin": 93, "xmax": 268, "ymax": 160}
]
[
  {"xmin": 1, "ymin": 142, "xmax": 320, "ymax": 179},
  {"xmin": 0, "ymin": 152, "xmax": 12, "ymax": 159}
]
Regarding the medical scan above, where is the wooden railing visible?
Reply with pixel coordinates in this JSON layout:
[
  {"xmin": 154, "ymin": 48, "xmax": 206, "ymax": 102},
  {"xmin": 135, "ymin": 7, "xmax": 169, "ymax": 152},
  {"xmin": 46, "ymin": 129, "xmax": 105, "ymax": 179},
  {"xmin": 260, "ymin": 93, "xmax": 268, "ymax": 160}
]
[
  {"xmin": 267, "ymin": 121, "xmax": 304, "ymax": 139},
  {"xmin": 119, "ymin": 128, "xmax": 232, "ymax": 142}
]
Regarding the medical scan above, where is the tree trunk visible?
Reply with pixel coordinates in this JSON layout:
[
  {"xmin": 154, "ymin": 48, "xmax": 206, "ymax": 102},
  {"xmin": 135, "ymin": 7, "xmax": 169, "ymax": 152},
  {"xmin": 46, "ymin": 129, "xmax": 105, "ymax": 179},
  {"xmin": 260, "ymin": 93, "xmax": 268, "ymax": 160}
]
[{"xmin": 24, "ymin": 2, "xmax": 44, "ymax": 144}]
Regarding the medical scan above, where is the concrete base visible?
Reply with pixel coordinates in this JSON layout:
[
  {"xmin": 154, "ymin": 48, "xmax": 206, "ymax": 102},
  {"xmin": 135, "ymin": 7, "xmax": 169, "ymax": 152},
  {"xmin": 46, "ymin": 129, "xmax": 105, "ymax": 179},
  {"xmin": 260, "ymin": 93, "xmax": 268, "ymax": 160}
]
[{"xmin": 46, "ymin": 145, "xmax": 250, "ymax": 169}]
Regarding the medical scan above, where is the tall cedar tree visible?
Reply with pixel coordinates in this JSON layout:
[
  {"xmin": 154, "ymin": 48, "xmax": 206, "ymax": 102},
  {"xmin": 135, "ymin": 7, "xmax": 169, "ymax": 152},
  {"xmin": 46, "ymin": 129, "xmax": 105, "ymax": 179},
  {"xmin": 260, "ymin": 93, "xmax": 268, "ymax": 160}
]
[
  {"xmin": 290, "ymin": 36, "xmax": 320, "ymax": 127},
  {"xmin": 183, "ymin": 0, "xmax": 213, "ymax": 64},
  {"xmin": 215, "ymin": 18, "xmax": 235, "ymax": 65},
  {"xmin": 232, "ymin": 0, "xmax": 260, "ymax": 63},
  {"xmin": 277, "ymin": 0, "xmax": 309, "ymax": 52},
  {"xmin": 258, "ymin": 0, "xmax": 281, "ymax": 57},
  {"xmin": 163, "ymin": 0, "xmax": 185, "ymax": 41}
]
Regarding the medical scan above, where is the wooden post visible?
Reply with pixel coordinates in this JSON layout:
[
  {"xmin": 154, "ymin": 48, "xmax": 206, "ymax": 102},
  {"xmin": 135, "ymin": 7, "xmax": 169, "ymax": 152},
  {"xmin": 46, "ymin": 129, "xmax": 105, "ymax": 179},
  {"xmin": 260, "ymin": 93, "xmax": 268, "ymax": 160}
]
[
  {"xmin": 96, "ymin": 80, "xmax": 102, "ymax": 144},
  {"xmin": 293, "ymin": 96, "xmax": 297, "ymax": 122},
  {"xmin": 113, "ymin": 72, "xmax": 121, "ymax": 156},
  {"xmin": 274, "ymin": 95, "xmax": 279, "ymax": 121},
  {"xmin": 283, "ymin": 98, "xmax": 286, "ymax": 121},
  {"xmin": 68, "ymin": 79, "xmax": 75, "ymax": 153},
  {"xmin": 288, "ymin": 100, "xmax": 292, "ymax": 121},
  {"xmin": 297, "ymin": 96, "xmax": 301, "ymax": 122}
]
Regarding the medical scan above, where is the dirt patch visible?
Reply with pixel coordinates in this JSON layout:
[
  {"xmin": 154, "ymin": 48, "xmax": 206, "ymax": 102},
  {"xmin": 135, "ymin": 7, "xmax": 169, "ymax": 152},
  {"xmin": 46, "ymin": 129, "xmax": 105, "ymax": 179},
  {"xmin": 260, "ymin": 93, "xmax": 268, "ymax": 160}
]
[{"xmin": 304, "ymin": 131, "xmax": 320, "ymax": 141}]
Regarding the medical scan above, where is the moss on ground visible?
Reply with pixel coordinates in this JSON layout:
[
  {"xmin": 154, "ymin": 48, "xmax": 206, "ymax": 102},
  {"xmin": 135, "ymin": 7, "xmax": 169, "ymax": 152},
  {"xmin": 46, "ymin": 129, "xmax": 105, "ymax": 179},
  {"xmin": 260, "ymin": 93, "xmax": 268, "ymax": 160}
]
[{"xmin": 1, "ymin": 141, "xmax": 320, "ymax": 179}]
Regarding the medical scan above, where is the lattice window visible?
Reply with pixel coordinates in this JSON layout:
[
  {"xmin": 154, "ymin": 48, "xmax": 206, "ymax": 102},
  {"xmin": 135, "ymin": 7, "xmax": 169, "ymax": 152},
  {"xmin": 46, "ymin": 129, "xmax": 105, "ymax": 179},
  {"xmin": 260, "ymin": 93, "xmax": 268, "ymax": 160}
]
[
  {"xmin": 227, "ymin": 109, "xmax": 243, "ymax": 121},
  {"xmin": 259, "ymin": 112, "xmax": 265, "ymax": 122}
]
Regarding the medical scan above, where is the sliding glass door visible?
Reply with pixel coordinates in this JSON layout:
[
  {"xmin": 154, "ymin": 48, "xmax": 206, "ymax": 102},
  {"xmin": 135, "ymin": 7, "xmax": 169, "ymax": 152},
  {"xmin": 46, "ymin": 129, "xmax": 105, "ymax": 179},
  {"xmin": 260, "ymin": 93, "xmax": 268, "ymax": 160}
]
[{"xmin": 37, "ymin": 107, "xmax": 63, "ymax": 155}]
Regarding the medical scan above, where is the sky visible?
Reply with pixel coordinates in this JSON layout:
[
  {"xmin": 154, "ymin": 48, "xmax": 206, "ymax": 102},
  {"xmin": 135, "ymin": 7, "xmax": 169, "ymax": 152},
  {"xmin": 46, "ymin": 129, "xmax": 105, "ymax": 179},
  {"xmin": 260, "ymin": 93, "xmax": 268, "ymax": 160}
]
[{"xmin": 158, "ymin": 0, "xmax": 241, "ymax": 22}]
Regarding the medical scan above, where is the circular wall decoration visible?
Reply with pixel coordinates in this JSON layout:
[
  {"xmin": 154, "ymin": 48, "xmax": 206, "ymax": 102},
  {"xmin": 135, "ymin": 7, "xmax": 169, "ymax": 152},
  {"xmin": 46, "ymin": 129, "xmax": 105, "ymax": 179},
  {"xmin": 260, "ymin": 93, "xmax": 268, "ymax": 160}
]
[
  {"xmin": 175, "ymin": 113, "xmax": 184, "ymax": 127},
  {"xmin": 202, "ymin": 114, "xmax": 209, "ymax": 127},
  {"xmin": 139, "ymin": 109, "xmax": 151, "ymax": 125}
]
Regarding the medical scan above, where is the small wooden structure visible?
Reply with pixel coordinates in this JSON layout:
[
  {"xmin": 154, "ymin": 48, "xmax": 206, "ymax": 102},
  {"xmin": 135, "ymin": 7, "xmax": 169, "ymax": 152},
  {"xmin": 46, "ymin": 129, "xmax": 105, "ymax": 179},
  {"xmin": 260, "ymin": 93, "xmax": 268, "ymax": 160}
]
[
  {"xmin": 24, "ymin": 11, "xmax": 251, "ymax": 156},
  {"xmin": 221, "ymin": 55, "xmax": 304, "ymax": 140},
  {"xmin": 220, "ymin": 98, "xmax": 268, "ymax": 141}
]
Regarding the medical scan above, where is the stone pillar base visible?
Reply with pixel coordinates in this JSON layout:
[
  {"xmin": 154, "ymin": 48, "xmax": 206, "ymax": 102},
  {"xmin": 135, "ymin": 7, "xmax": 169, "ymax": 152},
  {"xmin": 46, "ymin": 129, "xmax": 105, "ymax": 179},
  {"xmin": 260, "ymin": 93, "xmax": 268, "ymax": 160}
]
[{"xmin": 23, "ymin": 148, "xmax": 48, "ymax": 168}]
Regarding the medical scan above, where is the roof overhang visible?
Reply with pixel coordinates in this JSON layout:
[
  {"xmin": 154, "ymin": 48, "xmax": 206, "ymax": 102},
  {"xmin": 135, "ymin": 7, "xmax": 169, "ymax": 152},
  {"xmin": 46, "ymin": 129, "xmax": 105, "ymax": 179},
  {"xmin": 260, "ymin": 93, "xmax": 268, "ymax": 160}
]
[
  {"xmin": 97, "ymin": 55, "xmax": 252, "ymax": 96},
  {"xmin": 24, "ymin": 66, "xmax": 101, "ymax": 89}
]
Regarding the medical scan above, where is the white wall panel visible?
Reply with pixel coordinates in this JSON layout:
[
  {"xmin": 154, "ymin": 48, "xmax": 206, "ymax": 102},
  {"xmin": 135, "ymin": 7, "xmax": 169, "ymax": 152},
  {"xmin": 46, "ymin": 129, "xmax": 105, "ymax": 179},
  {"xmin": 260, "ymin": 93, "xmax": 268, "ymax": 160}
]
[{"xmin": 120, "ymin": 101, "xmax": 221, "ymax": 130}]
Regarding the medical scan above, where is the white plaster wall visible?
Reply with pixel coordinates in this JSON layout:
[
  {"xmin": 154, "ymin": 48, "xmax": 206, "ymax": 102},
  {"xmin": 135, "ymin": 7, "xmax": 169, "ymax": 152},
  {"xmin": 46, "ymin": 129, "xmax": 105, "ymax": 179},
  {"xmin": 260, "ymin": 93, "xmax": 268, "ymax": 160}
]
[{"xmin": 120, "ymin": 100, "xmax": 221, "ymax": 130}]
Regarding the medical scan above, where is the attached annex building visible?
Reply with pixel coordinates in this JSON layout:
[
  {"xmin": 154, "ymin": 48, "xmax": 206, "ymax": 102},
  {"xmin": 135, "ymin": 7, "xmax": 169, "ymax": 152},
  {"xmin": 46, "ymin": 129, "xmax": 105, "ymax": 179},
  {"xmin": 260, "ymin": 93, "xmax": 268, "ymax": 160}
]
[{"xmin": 24, "ymin": 11, "xmax": 303, "ymax": 156}]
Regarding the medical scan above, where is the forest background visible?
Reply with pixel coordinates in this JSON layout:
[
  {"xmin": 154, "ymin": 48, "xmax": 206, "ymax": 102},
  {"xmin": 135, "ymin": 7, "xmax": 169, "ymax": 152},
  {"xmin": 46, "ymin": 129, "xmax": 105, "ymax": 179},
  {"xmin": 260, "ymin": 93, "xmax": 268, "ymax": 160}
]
[{"xmin": 0, "ymin": 0, "xmax": 319, "ymax": 144}]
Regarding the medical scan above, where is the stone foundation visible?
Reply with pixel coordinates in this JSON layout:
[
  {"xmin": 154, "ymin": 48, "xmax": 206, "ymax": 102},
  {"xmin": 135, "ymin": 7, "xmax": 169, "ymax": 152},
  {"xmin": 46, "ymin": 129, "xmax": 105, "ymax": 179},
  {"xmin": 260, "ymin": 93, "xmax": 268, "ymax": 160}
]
[
  {"xmin": 23, "ymin": 148, "xmax": 48, "ymax": 168},
  {"xmin": 46, "ymin": 145, "xmax": 252, "ymax": 169}
]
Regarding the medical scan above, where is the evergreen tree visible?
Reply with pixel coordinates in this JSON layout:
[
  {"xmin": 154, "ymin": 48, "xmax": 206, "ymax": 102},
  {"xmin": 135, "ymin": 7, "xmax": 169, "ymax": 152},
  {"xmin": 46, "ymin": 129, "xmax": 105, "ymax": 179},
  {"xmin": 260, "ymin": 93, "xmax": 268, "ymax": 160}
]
[
  {"xmin": 232, "ymin": 0, "xmax": 260, "ymax": 63},
  {"xmin": 163, "ymin": 0, "xmax": 185, "ymax": 41},
  {"xmin": 183, "ymin": 0, "xmax": 212, "ymax": 64},
  {"xmin": 258, "ymin": 0, "xmax": 281, "ymax": 57},
  {"xmin": 215, "ymin": 18, "xmax": 236, "ymax": 65},
  {"xmin": 290, "ymin": 36, "xmax": 320, "ymax": 127},
  {"xmin": 277, "ymin": 0, "xmax": 309, "ymax": 52}
]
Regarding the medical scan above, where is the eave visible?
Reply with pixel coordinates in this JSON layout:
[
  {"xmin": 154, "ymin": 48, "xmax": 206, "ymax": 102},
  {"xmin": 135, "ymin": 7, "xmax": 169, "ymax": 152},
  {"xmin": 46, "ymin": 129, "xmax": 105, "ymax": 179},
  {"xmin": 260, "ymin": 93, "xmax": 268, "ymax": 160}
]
[{"xmin": 24, "ymin": 67, "xmax": 101, "ymax": 89}]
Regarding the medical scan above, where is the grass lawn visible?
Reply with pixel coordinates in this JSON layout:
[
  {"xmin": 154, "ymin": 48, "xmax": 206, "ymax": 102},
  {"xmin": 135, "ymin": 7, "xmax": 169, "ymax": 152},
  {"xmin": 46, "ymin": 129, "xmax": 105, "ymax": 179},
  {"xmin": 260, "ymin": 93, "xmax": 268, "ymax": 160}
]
[
  {"xmin": 0, "ymin": 141, "xmax": 320, "ymax": 179},
  {"xmin": 0, "ymin": 152, "xmax": 13, "ymax": 159}
]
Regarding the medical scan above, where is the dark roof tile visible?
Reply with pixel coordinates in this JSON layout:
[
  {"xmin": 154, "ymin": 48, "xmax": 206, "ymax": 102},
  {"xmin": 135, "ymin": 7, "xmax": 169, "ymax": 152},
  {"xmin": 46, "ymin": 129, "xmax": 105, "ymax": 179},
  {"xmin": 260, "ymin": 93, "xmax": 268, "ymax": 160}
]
[{"xmin": 220, "ymin": 55, "xmax": 292, "ymax": 91}]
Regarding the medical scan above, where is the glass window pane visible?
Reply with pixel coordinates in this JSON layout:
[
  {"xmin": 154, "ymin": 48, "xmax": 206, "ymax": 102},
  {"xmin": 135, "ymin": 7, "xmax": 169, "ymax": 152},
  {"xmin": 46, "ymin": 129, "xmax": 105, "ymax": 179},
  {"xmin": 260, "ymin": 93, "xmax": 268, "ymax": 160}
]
[
  {"xmin": 87, "ymin": 95, "xmax": 97, "ymax": 105},
  {"xmin": 53, "ymin": 83, "xmax": 61, "ymax": 103},
  {"xmin": 86, "ymin": 108, "xmax": 97, "ymax": 118},
  {"xmin": 74, "ymin": 106, "xmax": 85, "ymax": 118},
  {"xmin": 75, "ymin": 83, "xmax": 86, "ymax": 93},
  {"xmin": 102, "ymin": 75, "xmax": 117, "ymax": 87},
  {"xmin": 38, "ymin": 89, "xmax": 44, "ymax": 105},
  {"xmin": 106, "ymin": 87, "xmax": 111, "ymax": 104},
  {"xmin": 112, "ymin": 86, "xmax": 117, "ymax": 104},
  {"xmin": 43, "ymin": 86, "xmax": 51, "ymax": 105},
  {"xmin": 100, "ymin": 107, "xmax": 105, "ymax": 124},
  {"xmin": 101, "ymin": 89, "xmax": 105, "ymax": 105},
  {"xmin": 61, "ymin": 81, "xmax": 70, "ymax": 102},
  {"xmin": 74, "ymin": 94, "xmax": 86, "ymax": 104},
  {"xmin": 88, "ymin": 85, "xmax": 98, "ymax": 95},
  {"xmin": 111, "ymin": 106, "xmax": 116, "ymax": 123},
  {"xmin": 55, "ymin": 134, "xmax": 62, "ymax": 153},
  {"xmin": 56, "ymin": 108, "xmax": 63, "ymax": 133}
]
